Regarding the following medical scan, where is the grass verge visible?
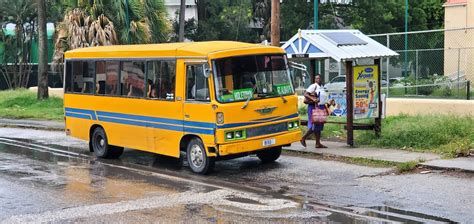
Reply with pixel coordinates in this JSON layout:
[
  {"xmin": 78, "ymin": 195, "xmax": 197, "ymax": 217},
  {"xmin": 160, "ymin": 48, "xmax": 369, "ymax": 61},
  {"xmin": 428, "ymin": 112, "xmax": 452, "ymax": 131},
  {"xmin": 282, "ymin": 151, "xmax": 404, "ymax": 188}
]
[
  {"xmin": 299, "ymin": 109, "xmax": 474, "ymax": 158},
  {"xmin": 356, "ymin": 114, "xmax": 474, "ymax": 158},
  {"xmin": 0, "ymin": 89, "xmax": 63, "ymax": 120}
]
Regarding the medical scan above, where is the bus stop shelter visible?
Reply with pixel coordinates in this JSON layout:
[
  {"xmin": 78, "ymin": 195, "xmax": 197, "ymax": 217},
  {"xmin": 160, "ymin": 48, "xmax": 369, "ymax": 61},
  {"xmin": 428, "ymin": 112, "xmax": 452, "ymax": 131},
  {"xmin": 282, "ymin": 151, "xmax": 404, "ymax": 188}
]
[{"xmin": 281, "ymin": 29, "xmax": 399, "ymax": 146}]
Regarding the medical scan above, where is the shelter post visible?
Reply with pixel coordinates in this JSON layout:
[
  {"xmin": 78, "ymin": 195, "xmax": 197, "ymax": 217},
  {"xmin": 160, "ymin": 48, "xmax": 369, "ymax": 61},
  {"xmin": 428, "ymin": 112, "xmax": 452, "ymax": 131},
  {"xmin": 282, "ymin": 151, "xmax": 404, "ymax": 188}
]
[
  {"xmin": 374, "ymin": 58, "xmax": 382, "ymax": 137},
  {"xmin": 345, "ymin": 60, "xmax": 354, "ymax": 146}
]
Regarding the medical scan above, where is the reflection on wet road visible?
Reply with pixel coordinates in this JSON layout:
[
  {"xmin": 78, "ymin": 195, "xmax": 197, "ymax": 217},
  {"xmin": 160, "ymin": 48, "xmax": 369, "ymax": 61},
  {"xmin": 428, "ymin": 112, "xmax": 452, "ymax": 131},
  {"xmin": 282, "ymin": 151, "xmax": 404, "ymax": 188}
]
[
  {"xmin": 0, "ymin": 128, "xmax": 472, "ymax": 223},
  {"xmin": 0, "ymin": 138, "xmax": 334, "ymax": 223}
]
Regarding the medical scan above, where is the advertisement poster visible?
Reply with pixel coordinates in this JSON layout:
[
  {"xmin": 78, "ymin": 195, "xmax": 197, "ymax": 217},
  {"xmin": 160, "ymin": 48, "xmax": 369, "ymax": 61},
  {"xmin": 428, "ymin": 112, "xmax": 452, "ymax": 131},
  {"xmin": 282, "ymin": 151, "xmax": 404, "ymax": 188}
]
[
  {"xmin": 353, "ymin": 65, "xmax": 379, "ymax": 119},
  {"xmin": 328, "ymin": 92, "xmax": 347, "ymax": 117}
]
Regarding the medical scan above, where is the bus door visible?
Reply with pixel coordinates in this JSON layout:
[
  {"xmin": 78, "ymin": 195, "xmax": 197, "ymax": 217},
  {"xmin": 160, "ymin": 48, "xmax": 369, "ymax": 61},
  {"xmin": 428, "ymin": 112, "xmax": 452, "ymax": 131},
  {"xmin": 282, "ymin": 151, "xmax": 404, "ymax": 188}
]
[{"xmin": 183, "ymin": 62, "xmax": 215, "ymax": 142}]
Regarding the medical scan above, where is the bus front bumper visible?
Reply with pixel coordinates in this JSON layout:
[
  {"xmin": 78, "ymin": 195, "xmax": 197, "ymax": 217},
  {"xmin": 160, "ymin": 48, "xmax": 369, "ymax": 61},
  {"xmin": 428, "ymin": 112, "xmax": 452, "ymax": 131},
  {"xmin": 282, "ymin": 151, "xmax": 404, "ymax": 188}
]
[{"xmin": 216, "ymin": 130, "xmax": 301, "ymax": 156}]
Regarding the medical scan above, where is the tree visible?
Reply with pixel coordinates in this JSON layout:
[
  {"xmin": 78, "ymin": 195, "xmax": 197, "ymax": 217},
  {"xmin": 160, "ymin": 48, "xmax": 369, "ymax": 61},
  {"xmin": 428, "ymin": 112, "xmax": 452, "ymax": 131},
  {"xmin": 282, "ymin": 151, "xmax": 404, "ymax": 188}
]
[
  {"xmin": 51, "ymin": 9, "xmax": 118, "ymax": 70},
  {"xmin": 37, "ymin": 0, "xmax": 48, "ymax": 99},
  {"xmin": 52, "ymin": 0, "xmax": 171, "ymax": 44},
  {"xmin": 178, "ymin": 0, "xmax": 186, "ymax": 41},
  {"xmin": 0, "ymin": 0, "xmax": 36, "ymax": 89},
  {"xmin": 180, "ymin": 0, "xmax": 257, "ymax": 42}
]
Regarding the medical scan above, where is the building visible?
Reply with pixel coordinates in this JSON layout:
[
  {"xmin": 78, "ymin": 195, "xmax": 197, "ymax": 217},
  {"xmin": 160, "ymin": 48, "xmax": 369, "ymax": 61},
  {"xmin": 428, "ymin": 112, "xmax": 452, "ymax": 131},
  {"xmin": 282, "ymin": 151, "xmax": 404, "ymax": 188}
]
[
  {"xmin": 443, "ymin": 0, "xmax": 474, "ymax": 82},
  {"xmin": 164, "ymin": 0, "xmax": 198, "ymax": 21}
]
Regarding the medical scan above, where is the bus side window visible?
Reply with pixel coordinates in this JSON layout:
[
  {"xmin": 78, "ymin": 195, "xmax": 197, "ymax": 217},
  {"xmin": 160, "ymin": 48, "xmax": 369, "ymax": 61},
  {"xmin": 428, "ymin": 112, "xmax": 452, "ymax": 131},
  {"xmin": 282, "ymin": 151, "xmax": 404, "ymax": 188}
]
[
  {"xmin": 96, "ymin": 61, "xmax": 106, "ymax": 95},
  {"xmin": 121, "ymin": 61, "xmax": 145, "ymax": 98},
  {"xmin": 105, "ymin": 61, "xmax": 119, "ymax": 95},
  {"xmin": 147, "ymin": 60, "xmax": 176, "ymax": 100},
  {"xmin": 65, "ymin": 61, "xmax": 73, "ymax": 92},
  {"xmin": 72, "ymin": 61, "xmax": 83, "ymax": 93},
  {"xmin": 82, "ymin": 61, "xmax": 95, "ymax": 94},
  {"xmin": 186, "ymin": 64, "xmax": 209, "ymax": 101}
]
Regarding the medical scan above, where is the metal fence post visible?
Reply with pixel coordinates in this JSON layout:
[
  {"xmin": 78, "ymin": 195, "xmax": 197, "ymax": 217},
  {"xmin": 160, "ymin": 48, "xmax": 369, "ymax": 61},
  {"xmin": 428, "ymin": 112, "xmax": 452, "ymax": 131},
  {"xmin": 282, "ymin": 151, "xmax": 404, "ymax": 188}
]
[
  {"xmin": 386, "ymin": 34, "xmax": 390, "ymax": 97},
  {"xmin": 415, "ymin": 49, "xmax": 419, "ymax": 95},
  {"xmin": 467, "ymin": 80, "xmax": 471, "ymax": 100},
  {"xmin": 457, "ymin": 48, "xmax": 461, "ymax": 98}
]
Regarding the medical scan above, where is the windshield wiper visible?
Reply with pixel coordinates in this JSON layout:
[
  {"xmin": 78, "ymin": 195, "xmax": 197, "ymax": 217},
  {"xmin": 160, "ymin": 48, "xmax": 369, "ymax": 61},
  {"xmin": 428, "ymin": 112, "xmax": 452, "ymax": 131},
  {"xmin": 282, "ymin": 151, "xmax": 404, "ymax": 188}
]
[
  {"xmin": 277, "ymin": 92, "xmax": 288, "ymax": 103},
  {"xmin": 241, "ymin": 85, "xmax": 257, "ymax": 109}
]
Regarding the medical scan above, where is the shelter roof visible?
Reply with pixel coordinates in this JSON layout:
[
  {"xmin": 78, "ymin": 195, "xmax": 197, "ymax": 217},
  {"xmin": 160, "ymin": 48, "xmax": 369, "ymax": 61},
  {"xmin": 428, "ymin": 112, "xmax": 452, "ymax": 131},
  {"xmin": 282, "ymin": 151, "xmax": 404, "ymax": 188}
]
[{"xmin": 281, "ymin": 29, "xmax": 398, "ymax": 61}]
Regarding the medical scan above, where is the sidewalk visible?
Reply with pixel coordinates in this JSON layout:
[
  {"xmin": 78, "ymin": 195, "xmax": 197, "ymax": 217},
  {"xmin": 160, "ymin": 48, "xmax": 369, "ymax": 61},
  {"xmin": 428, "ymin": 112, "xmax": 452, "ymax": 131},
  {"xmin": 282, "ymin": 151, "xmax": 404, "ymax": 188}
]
[
  {"xmin": 0, "ymin": 118, "xmax": 64, "ymax": 131},
  {"xmin": 0, "ymin": 118, "xmax": 472, "ymax": 173},
  {"xmin": 283, "ymin": 140, "xmax": 474, "ymax": 173}
]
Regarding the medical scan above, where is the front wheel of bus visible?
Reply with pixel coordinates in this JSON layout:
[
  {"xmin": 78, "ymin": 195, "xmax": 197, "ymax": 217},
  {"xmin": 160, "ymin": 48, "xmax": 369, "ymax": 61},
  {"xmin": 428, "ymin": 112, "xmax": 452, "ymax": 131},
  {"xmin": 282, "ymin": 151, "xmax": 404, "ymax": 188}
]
[
  {"xmin": 186, "ymin": 138, "xmax": 214, "ymax": 174},
  {"xmin": 256, "ymin": 146, "xmax": 282, "ymax": 163},
  {"xmin": 91, "ymin": 127, "xmax": 123, "ymax": 159}
]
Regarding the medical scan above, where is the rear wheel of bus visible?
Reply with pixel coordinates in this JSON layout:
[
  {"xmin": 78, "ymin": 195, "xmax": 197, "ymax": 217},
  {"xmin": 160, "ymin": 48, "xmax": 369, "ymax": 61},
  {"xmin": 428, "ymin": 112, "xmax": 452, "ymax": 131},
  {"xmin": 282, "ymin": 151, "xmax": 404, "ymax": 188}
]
[
  {"xmin": 91, "ymin": 127, "xmax": 124, "ymax": 159},
  {"xmin": 256, "ymin": 146, "xmax": 282, "ymax": 163},
  {"xmin": 186, "ymin": 138, "xmax": 214, "ymax": 174}
]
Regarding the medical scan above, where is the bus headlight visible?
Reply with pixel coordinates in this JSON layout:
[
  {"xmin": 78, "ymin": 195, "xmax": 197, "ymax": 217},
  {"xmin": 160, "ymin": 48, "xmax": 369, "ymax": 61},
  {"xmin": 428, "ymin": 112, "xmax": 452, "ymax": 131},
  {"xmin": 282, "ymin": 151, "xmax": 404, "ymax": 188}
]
[
  {"xmin": 288, "ymin": 121, "xmax": 299, "ymax": 130},
  {"xmin": 216, "ymin": 112, "xmax": 224, "ymax": 124},
  {"xmin": 226, "ymin": 132, "xmax": 234, "ymax": 140},
  {"xmin": 225, "ymin": 130, "xmax": 246, "ymax": 141},
  {"xmin": 235, "ymin": 130, "xmax": 243, "ymax": 138}
]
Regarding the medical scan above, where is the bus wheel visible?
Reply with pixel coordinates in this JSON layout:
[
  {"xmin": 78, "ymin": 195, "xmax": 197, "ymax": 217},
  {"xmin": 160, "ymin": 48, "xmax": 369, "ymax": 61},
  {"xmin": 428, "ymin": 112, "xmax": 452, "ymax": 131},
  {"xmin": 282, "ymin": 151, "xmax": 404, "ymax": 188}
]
[
  {"xmin": 186, "ymin": 138, "xmax": 214, "ymax": 174},
  {"xmin": 256, "ymin": 146, "xmax": 282, "ymax": 163},
  {"xmin": 91, "ymin": 127, "xmax": 123, "ymax": 159}
]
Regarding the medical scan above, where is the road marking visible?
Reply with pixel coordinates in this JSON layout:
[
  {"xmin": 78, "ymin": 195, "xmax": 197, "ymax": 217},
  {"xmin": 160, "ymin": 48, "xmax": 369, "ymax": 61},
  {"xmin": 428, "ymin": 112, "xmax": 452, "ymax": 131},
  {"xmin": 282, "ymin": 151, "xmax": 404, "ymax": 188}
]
[{"xmin": 2, "ymin": 189, "xmax": 299, "ymax": 224}]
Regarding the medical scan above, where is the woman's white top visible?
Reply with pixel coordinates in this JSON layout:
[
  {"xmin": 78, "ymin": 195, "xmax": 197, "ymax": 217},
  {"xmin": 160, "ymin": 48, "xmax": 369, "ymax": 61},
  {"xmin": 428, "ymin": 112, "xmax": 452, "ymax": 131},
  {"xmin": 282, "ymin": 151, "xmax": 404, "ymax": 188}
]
[{"xmin": 306, "ymin": 83, "xmax": 328, "ymax": 105}]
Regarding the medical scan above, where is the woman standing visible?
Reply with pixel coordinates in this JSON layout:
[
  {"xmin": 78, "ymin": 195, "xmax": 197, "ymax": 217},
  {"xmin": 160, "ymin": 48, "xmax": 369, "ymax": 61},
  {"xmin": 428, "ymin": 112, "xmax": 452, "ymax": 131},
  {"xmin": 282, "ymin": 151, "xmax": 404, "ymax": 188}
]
[{"xmin": 301, "ymin": 75, "xmax": 328, "ymax": 148}]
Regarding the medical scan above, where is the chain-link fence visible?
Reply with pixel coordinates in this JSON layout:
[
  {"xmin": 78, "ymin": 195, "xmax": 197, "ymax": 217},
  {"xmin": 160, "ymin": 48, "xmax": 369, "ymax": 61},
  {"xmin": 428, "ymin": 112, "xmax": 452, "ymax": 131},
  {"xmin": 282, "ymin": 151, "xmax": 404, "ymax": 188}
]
[{"xmin": 368, "ymin": 27, "xmax": 474, "ymax": 100}]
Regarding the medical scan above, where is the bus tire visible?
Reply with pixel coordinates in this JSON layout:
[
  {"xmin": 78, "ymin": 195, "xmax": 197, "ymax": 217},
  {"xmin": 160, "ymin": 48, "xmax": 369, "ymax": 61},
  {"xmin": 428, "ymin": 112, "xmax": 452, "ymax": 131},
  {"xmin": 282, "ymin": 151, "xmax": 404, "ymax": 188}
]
[
  {"xmin": 256, "ymin": 146, "xmax": 282, "ymax": 163},
  {"xmin": 186, "ymin": 138, "xmax": 214, "ymax": 174},
  {"xmin": 91, "ymin": 127, "xmax": 123, "ymax": 159}
]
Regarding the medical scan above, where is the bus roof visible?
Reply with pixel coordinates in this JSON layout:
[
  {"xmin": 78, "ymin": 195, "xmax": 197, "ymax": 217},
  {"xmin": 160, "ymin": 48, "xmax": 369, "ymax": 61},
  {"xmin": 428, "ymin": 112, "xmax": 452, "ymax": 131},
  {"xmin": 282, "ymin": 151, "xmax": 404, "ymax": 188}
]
[{"xmin": 64, "ymin": 41, "xmax": 285, "ymax": 59}]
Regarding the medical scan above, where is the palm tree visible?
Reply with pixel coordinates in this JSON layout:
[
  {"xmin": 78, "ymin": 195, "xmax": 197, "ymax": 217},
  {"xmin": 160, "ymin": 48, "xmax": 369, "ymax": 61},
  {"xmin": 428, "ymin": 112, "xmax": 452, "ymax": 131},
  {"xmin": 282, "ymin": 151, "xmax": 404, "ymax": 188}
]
[
  {"xmin": 51, "ymin": 9, "xmax": 118, "ymax": 69},
  {"xmin": 37, "ymin": 0, "xmax": 48, "ymax": 99}
]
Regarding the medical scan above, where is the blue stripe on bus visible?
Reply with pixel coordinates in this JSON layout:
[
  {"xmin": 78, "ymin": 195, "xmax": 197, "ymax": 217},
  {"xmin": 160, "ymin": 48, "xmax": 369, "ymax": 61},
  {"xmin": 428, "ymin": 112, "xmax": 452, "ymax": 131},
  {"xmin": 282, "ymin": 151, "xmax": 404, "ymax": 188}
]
[
  {"xmin": 96, "ymin": 111, "xmax": 183, "ymax": 126},
  {"xmin": 65, "ymin": 112, "xmax": 92, "ymax": 120},
  {"xmin": 184, "ymin": 120, "xmax": 216, "ymax": 129},
  {"xmin": 184, "ymin": 127, "xmax": 215, "ymax": 135},
  {"xmin": 65, "ymin": 108, "xmax": 96, "ymax": 120},
  {"xmin": 217, "ymin": 113, "xmax": 299, "ymax": 129}
]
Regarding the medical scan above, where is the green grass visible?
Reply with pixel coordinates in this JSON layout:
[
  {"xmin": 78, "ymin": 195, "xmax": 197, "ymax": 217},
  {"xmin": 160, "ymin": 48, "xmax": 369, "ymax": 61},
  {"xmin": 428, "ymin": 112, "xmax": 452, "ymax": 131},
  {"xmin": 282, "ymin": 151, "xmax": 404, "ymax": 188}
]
[
  {"xmin": 299, "ymin": 107, "xmax": 474, "ymax": 157},
  {"xmin": 0, "ymin": 89, "xmax": 63, "ymax": 120},
  {"xmin": 343, "ymin": 157, "xmax": 398, "ymax": 168},
  {"xmin": 356, "ymin": 114, "xmax": 474, "ymax": 158},
  {"xmin": 396, "ymin": 160, "xmax": 420, "ymax": 173}
]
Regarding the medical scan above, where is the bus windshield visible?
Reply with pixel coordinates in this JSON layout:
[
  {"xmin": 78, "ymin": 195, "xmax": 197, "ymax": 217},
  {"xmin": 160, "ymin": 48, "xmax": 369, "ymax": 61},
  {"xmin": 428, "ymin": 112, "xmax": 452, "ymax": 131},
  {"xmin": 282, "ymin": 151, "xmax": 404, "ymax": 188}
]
[{"xmin": 213, "ymin": 54, "xmax": 294, "ymax": 103}]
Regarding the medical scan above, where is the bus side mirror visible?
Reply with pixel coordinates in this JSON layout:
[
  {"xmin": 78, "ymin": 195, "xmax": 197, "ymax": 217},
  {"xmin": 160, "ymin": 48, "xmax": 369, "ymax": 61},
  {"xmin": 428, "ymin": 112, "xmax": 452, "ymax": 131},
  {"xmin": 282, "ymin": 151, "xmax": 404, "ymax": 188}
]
[{"xmin": 203, "ymin": 64, "xmax": 211, "ymax": 78}]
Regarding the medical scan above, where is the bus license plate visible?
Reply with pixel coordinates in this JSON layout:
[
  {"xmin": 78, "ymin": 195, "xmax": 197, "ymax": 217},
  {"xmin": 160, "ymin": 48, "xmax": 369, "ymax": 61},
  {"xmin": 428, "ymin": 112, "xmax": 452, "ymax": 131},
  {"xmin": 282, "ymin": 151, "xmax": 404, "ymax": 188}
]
[{"xmin": 262, "ymin": 138, "xmax": 276, "ymax": 146}]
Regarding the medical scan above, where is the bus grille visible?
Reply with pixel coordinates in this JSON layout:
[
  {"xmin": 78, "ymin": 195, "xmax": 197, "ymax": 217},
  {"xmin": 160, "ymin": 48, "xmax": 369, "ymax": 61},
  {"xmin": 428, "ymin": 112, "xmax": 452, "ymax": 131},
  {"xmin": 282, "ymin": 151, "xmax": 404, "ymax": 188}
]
[{"xmin": 246, "ymin": 122, "xmax": 288, "ymax": 138}]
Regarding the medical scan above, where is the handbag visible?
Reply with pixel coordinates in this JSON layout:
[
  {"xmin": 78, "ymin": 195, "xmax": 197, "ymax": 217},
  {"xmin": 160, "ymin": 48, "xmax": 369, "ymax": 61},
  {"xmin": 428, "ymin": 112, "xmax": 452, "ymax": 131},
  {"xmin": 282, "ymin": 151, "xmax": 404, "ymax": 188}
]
[
  {"xmin": 311, "ymin": 105, "xmax": 328, "ymax": 124},
  {"xmin": 303, "ymin": 92, "xmax": 319, "ymax": 105}
]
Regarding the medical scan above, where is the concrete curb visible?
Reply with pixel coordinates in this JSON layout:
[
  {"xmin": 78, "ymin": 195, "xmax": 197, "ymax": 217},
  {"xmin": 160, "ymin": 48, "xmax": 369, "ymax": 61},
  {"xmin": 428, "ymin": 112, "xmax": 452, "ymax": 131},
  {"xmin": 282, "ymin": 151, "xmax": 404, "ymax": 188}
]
[
  {"xmin": 0, "ymin": 123, "xmax": 64, "ymax": 132},
  {"xmin": 1, "ymin": 118, "xmax": 472, "ymax": 173}
]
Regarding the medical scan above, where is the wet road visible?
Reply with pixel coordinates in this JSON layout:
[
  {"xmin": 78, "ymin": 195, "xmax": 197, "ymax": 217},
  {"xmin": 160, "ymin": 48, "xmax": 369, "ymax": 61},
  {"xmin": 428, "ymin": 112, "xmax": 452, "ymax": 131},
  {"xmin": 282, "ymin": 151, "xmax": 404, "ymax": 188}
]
[{"xmin": 0, "ymin": 128, "xmax": 473, "ymax": 223}]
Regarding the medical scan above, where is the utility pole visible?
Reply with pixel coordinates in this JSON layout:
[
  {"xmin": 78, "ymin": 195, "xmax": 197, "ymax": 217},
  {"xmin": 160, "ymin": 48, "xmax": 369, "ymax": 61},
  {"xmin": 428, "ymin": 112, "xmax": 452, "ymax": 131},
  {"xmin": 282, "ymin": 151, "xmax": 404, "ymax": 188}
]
[
  {"xmin": 404, "ymin": 0, "xmax": 408, "ymax": 77},
  {"xmin": 178, "ymin": 0, "xmax": 186, "ymax": 42},
  {"xmin": 314, "ymin": 0, "xmax": 318, "ymax": 30},
  {"xmin": 270, "ymin": 0, "xmax": 280, "ymax": 46},
  {"xmin": 37, "ymin": 0, "xmax": 48, "ymax": 99}
]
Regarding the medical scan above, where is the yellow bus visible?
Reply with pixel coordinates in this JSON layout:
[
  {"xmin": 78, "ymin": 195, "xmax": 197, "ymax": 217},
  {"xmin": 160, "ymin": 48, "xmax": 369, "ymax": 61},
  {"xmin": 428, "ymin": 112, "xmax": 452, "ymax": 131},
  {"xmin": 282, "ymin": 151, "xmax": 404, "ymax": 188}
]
[{"xmin": 63, "ymin": 41, "xmax": 301, "ymax": 174}]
